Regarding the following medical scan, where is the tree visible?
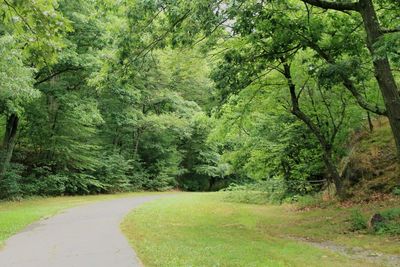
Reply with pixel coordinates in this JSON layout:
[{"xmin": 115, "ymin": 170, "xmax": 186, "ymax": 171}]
[
  {"xmin": 301, "ymin": 0, "xmax": 400, "ymax": 158},
  {"xmin": 138, "ymin": 0, "xmax": 396, "ymax": 195},
  {"xmin": 0, "ymin": 0, "xmax": 69, "ymax": 178},
  {"xmin": 0, "ymin": 35, "xmax": 36, "ymax": 177}
]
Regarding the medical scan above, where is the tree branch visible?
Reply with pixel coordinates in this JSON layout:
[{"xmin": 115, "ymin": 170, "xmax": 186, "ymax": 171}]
[
  {"xmin": 34, "ymin": 67, "xmax": 83, "ymax": 86},
  {"xmin": 301, "ymin": 0, "xmax": 360, "ymax": 11},
  {"xmin": 282, "ymin": 60, "xmax": 331, "ymax": 152},
  {"xmin": 380, "ymin": 27, "xmax": 400, "ymax": 34},
  {"xmin": 305, "ymin": 42, "xmax": 387, "ymax": 116}
]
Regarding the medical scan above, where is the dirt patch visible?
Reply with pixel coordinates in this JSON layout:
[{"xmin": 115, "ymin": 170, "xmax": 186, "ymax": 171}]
[{"xmin": 291, "ymin": 236, "xmax": 400, "ymax": 267}]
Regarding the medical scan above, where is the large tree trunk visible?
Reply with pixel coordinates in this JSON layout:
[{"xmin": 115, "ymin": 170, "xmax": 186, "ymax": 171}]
[
  {"xmin": 0, "ymin": 113, "xmax": 19, "ymax": 177},
  {"xmin": 358, "ymin": 0, "xmax": 400, "ymax": 158}
]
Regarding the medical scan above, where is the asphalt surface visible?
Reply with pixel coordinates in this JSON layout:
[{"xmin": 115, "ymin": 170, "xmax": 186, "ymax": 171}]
[{"xmin": 0, "ymin": 195, "xmax": 165, "ymax": 267}]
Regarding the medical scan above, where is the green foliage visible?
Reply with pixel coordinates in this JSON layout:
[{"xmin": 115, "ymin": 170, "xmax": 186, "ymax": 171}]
[
  {"xmin": 392, "ymin": 187, "xmax": 400, "ymax": 196},
  {"xmin": 96, "ymin": 153, "xmax": 132, "ymax": 193},
  {"xmin": 374, "ymin": 208, "xmax": 400, "ymax": 235},
  {"xmin": 37, "ymin": 174, "xmax": 69, "ymax": 196},
  {"xmin": 0, "ymin": 163, "xmax": 24, "ymax": 199},
  {"xmin": 223, "ymin": 189, "xmax": 270, "ymax": 205},
  {"xmin": 222, "ymin": 179, "xmax": 316, "ymax": 204},
  {"xmin": 209, "ymin": 83, "xmax": 329, "ymax": 196},
  {"xmin": 0, "ymin": 0, "xmax": 397, "ymax": 200},
  {"xmin": 348, "ymin": 208, "xmax": 400, "ymax": 235},
  {"xmin": 349, "ymin": 210, "xmax": 368, "ymax": 231},
  {"xmin": 0, "ymin": 35, "xmax": 37, "ymax": 115},
  {"xmin": 64, "ymin": 173, "xmax": 106, "ymax": 195},
  {"xmin": 292, "ymin": 194, "xmax": 332, "ymax": 210}
]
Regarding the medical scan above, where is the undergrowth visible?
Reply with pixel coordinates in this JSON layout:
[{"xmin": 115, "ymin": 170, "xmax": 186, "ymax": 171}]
[{"xmin": 349, "ymin": 207, "xmax": 400, "ymax": 236}]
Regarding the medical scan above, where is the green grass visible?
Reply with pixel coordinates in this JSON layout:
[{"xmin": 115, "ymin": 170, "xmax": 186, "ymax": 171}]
[
  {"xmin": 121, "ymin": 193, "xmax": 399, "ymax": 267},
  {"xmin": 0, "ymin": 192, "xmax": 163, "ymax": 246}
]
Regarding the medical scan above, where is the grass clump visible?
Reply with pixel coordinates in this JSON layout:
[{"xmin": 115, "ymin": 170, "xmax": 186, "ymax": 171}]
[{"xmin": 349, "ymin": 209, "xmax": 368, "ymax": 231}]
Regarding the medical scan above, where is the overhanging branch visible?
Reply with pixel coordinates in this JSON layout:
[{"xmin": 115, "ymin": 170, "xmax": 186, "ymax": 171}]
[{"xmin": 301, "ymin": 0, "xmax": 360, "ymax": 11}]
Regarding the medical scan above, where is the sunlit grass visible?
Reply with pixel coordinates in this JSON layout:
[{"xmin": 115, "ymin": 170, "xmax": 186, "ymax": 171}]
[{"xmin": 121, "ymin": 193, "xmax": 394, "ymax": 267}]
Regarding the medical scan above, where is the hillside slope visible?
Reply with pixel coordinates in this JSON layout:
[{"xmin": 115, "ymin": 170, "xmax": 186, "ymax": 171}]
[{"xmin": 341, "ymin": 118, "xmax": 399, "ymax": 200}]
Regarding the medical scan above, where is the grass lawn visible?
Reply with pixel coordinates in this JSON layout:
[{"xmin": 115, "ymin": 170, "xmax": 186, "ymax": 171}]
[
  {"xmin": 0, "ymin": 192, "xmax": 163, "ymax": 246},
  {"xmin": 121, "ymin": 193, "xmax": 399, "ymax": 267}
]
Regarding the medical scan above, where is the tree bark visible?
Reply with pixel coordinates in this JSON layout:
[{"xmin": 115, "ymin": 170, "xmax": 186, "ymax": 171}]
[
  {"xmin": 367, "ymin": 111, "xmax": 373, "ymax": 132},
  {"xmin": 302, "ymin": 0, "xmax": 360, "ymax": 11},
  {"xmin": 358, "ymin": 0, "xmax": 400, "ymax": 158},
  {"xmin": 0, "ymin": 113, "xmax": 19, "ymax": 177}
]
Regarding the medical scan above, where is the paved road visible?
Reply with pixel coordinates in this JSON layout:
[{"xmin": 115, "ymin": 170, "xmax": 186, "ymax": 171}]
[{"xmin": 0, "ymin": 195, "xmax": 166, "ymax": 267}]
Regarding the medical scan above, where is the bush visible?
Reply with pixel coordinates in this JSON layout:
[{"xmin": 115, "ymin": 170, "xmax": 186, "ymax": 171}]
[
  {"xmin": 373, "ymin": 208, "xmax": 400, "ymax": 235},
  {"xmin": 177, "ymin": 174, "xmax": 215, "ymax": 191},
  {"xmin": 38, "ymin": 174, "xmax": 69, "ymax": 196},
  {"xmin": 292, "ymin": 194, "xmax": 323, "ymax": 208},
  {"xmin": 65, "ymin": 173, "xmax": 106, "ymax": 195},
  {"xmin": 143, "ymin": 173, "xmax": 175, "ymax": 191},
  {"xmin": 222, "ymin": 180, "xmax": 289, "ymax": 204},
  {"xmin": 393, "ymin": 187, "xmax": 400, "ymax": 196},
  {"xmin": 350, "ymin": 209, "xmax": 368, "ymax": 231},
  {"xmin": 0, "ymin": 163, "xmax": 24, "ymax": 199},
  {"xmin": 20, "ymin": 167, "xmax": 69, "ymax": 196},
  {"xmin": 96, "ymin": 153, "xmax": 132, "ymax": 193},
  {"xmin": 222, "ymin": 183, "xmax": 267, "ymax": 204}
]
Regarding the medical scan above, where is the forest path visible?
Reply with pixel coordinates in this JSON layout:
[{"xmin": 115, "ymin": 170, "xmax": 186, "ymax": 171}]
[{"xmin": 0, "ymin": 194, "xmax": 167, "ymax": 267}]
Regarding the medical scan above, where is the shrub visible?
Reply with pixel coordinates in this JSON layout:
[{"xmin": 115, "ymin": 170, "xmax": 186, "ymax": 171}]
[
  {"xmin": 96, "ymin": 153, "xmax": 132, "ymax": 193},
  {"xmin": 373, "ymin": 208, "xmax": 400, "ymax": 235},
  {"xmin": 292, "ymin": 194, "xmax": 327, "ymax": 209},
  {"xmin": 222, "ymin": 180, "xmax": 290, "ymax": 204},
  {"xmin": 20, "ymin": 166, "xmax": 52, "ymax": 196},
  {"xmin": 38, "ymin": 174, "xmax": 68, "ymax": 196},
  {"xmin": 65, "ymin": 173, "xmax": 106, "ymax": 195},
  {"xmin": 393, "ymin": 187, "xmax": 400, "ymax": 196},
  {"xmin": 224, "ymin": 190, "xmax": 270, "ymax": 205},
  {"xmin": 143, "ymin": 173, "xmax": 175, "ymax": 191},
  {"xmin": 0, "ymin": 163, "xmax": 24, "ymax": 199},
  {"xmin": 350, "ymin": 209, "xmax": 368, "ymax": 231}
]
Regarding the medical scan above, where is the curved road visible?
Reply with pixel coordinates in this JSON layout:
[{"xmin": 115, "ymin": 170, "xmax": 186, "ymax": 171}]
[{"xmin": 0, "ymin": 195, "xmax": 166, "ymax": 267}]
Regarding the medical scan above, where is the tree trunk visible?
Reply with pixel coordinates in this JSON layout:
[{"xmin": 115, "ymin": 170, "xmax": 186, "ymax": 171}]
[
  {"xmin": 283, "ymin": 61, "xmax": 344, "ymax": 197},
  {"xmin": 134, "ymin": 128, "xmax": 142, "ymax": 155},
  {"xmin": 47, "ymin": 95, "xmax": 59, "ymax": 161},
  {"xmin": 367, "ymin": 111, "xmax": 373, "ymax": 132},
  {"xmin": 359, "ymin": 0, "xmax": 400, "ymax": 158},
  {"xmin": 0, "ymin": 113, "xmax": 19, "ymax": 177},
  {"xmin": 209, "ymin": 176, "xmax": 216, "ymax": 191},
  {"xmin": 321, "ymin": 149, "xmax": 343, "ymax": 197}
]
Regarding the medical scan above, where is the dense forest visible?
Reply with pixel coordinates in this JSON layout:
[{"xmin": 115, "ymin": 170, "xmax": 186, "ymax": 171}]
[{"xmin": 0, "ymin": 0, "xmax": 399, "ymax": 200}]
